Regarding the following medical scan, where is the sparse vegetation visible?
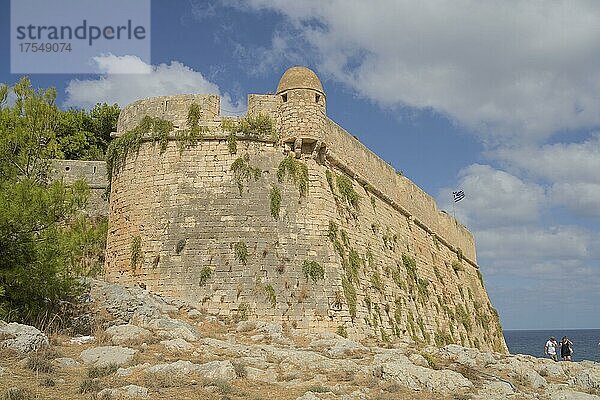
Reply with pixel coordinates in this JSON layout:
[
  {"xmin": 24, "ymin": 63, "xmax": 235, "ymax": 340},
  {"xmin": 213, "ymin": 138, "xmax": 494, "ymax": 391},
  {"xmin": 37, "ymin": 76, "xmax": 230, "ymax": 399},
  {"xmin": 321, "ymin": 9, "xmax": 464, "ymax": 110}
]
[
  {"xmin": 106, "ymin": 115, "xmax": 173, "ymax": 184},
  {"xmin": 302, "ymin": 260, "xmax": 325, "ymax": 283},
  {"xmin": 341, "ymin": 276, "xmax": 357, "ymax": 318},
  {"xmin": 328, "ymin": 220, "xmax": 338, "ymax": 241},
  {"xmin": 230, "ymin": 153, "xmax": 261, "ymax": 195},
  {"xmin": 270, "ymin": 184, "xmax": 282, "ymax": 220},
  {"xmin": 175, "ymin": 238, "xmax": 186, "ymax": 254},
  {"xmin": 87, "ymin": 364, "xmax": 118, "ymax": 379},
  {"xmin": 199, "ymin": 266, "xmax": 213, "ymax": 286},
  {"xmin": 264, "ymin": 284, "xmax": 276, "ymax": 308},
  {"xmin": 347, "ymin": 249, "xmax": 362, "ymax": 283},
  {"xmin": 234, "ymin": 241, "xmax": 248, "ymax": 265},
  {"xmin": 452, "ymin": 260, "xmax": 464, "ymax": 273},
  {"xmin": 325, "ymin": 169, "xmax": 335, "ymax": 193},
  {"xmin": 336, "ymin": 324, "xmax": 348, "ymax": 338},
  {"xmin": 174, "ymin": 103, "xmax": 209, "ymax": 152},
  {"xmin": 277, "ymin": 155, "xmax": 309, "ymax": 197},
  {"xmin": 371, "ymin": 270, "xmax": 384, "ymax": 292},
  {"xmin": 130, "ymin": 235, "xmax": 142, "ymax": 270},
  {"xmin": 402, "ymin": 253, "xmax": 417, "ymax": 283},
  {"xmin": 237, "ymin": 302, "xmax": 250, "ymax": 320},
  {"xmin": 336, "ymin": 174, "xmax": 359, "ymax": 209}
]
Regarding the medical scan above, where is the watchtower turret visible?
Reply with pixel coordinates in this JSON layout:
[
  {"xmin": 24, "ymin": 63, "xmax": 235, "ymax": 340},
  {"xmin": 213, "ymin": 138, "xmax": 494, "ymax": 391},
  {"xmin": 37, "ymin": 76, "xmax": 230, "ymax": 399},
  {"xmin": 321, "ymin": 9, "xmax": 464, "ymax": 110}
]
[{"xmin": 276, "ymin": 66, "xmax": 327, "ymax": 154}]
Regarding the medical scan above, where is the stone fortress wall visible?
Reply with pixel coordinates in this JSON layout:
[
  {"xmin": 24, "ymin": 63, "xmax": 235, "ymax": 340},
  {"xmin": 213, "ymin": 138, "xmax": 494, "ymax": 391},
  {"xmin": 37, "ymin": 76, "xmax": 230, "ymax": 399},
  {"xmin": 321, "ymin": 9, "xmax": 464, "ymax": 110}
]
[
  {"xmin": 51, "ymin": 159, "xmax": 108, "ymax": 217},
  {"xmin": 104, "ymin": 67, "xmax": 507, "ymax": 352}
]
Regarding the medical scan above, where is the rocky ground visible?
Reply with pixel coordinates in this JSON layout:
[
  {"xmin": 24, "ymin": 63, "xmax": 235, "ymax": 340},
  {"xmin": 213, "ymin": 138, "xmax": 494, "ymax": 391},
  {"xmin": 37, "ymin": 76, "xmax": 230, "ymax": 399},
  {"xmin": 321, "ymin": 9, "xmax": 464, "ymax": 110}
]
[{"xmin": 1, "ymin": 280, "xmax": 599, "ymax": 400}]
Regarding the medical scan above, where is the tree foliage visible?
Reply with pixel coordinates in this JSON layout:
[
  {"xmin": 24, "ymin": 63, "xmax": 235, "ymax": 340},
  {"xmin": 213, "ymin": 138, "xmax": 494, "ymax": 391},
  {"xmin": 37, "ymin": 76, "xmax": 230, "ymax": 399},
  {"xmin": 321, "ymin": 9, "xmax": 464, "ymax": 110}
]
[{"xmin": 0, "ymin": 77, "xmax": 109, "ymax": 325}]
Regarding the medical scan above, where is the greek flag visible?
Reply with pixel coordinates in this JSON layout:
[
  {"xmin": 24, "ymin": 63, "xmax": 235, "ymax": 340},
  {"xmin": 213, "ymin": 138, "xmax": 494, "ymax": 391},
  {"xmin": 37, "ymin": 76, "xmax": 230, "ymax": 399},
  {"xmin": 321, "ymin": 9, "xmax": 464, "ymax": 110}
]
[{"xmin": 453, "ymin": 190, "xmax": 465, "ymax": 203}]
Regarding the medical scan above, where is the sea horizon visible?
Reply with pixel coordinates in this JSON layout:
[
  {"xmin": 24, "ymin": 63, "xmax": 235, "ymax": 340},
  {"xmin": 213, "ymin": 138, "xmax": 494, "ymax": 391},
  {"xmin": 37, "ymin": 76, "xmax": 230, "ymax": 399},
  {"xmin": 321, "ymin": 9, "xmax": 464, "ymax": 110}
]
[{"xmin": 503, "ymin": 328, "xmax": 600, "ymax": 363}]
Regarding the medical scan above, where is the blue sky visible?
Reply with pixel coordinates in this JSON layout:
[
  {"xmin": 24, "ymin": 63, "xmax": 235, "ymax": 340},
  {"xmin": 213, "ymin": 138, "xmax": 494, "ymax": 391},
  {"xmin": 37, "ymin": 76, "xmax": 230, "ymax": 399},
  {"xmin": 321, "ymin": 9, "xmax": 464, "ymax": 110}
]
[{"xmin": 2, "ymin": 0, "xmax": 599, "ymax": 330}]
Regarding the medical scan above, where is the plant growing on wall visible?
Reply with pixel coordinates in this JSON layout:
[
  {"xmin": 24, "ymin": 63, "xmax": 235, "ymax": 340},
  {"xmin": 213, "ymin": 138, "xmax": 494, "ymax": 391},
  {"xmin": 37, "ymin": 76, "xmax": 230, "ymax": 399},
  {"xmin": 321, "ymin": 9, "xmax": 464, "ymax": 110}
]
[
  {"xmin": 106, "ymin": 116, "xmax": 173, "ymax": 188},
  {"xmin": 221, "ymin": 114, "xmax": 277, "ymax": 141},
  {"xmin": 347, "ymin": 249, "xmax": 362, "ymax": 283},
  {"xmin": 270, "ymin": 185, "xmax": 282, "ymax": 220},
  {"xmin": 175, "ymin": 239, "xmax": 186, "ymax": 254},
  {"xmin": 130, "ymin": 235, "xmax": 142, "ymax": 270},
  {"xmin": 336, "ymin": 174, "xmax": 360, "ymax": 209},
  {"xmin": 325, "ymin": 170, "xmax": 335, "ymax": 193},
  {"xmin": 230, "ymin": 153, "xmax": 261, "ymax": 195},
  {"xmin": 371, "ymin": 270, "xmax": 384, "ymax": 292},
  {"xmin": 264, "ymin": 284, "xmax": 276, "ymax": 308},
  {"xmin": 277, "ymin": 155, "xmax": 309, "ymax": 197},
  {"xmin": 174, "ymin": 104, "xmax": 210, "ymax": 152},
  {"xmin": 234, "ymin": 241, "xmax": 248, "ymax": 265},
  {"xmin": 341, "ymin": 276, "xmax": 357, "ymax": 319},
  {"xmin": 327, "ymin": 220, "xmax": 338, "ymax": 242},
  {"xmin": 302, "ymin": 260, "xmax": 325, "ymax": 283},
  {"xmin": 199, "ymin": 266, "xmax": 212, "ymax": 286},
  {"xmin": 402, "ymin": 253, "xmax": 418, "ymax": 284}
]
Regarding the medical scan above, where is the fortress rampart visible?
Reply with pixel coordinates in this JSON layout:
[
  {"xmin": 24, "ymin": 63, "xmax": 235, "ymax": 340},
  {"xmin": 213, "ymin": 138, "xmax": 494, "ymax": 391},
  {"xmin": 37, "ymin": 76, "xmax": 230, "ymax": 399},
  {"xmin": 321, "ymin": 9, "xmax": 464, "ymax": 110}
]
[{"xmin": 104, "ymin": 67, "xmax": 507, "ymax": 352}]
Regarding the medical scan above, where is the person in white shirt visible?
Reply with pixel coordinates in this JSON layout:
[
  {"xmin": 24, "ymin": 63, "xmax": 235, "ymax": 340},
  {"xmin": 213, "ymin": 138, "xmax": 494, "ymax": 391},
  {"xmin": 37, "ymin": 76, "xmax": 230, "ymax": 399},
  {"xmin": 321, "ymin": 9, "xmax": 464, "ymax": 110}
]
[{"xmin": 544, "ymin": 336, "xmax": 558, "ymax": 361}]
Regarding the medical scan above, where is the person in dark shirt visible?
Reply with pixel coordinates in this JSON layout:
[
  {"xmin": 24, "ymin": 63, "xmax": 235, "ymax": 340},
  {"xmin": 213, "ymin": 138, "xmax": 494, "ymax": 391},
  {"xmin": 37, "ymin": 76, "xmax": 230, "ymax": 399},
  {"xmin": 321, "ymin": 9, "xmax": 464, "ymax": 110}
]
[{"xmin": 560, "ymin": 336, "xmax": 573, "ymax": 361}]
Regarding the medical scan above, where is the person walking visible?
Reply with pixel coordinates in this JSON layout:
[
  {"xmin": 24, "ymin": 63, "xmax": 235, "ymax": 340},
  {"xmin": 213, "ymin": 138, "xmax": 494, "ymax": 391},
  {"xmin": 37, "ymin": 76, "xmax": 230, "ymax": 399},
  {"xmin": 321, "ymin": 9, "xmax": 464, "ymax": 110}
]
[
  {"xmin": 560, "ymin": 336, "xmax": 573, "ymax": 361},
  {"xmin": 544, "ymin": 336, "xmax": 558, "ymax": 361}
]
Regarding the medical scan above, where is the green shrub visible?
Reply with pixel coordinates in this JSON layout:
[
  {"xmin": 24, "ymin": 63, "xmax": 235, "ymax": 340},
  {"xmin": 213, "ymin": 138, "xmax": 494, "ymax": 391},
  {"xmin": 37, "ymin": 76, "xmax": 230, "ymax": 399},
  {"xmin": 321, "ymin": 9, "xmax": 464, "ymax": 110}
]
[
  {"xmin": 199, "ymin": 266, "xmax": 212, "ymax": 286},
  {"xmin": 336, "ymin": 174, "xmax": 359, "ymax": 208},
  {"xmin": 237, "ymin": 302, "xmax": 250, "ymax": 320},
  {"xmin": 230, "ymin": 153, "xmax": 261, "ymax": 195},
  {"xmin": 234, "ymin": 241, "xmax": 248, "ymax": 265},
  {"xmin": 302, "ymin": 260, "xmax": 325, "ymax": 283},
  {"xmin": 336, "ymin": 324, "xmax": 348, "ymax": 338},
  {"xmin": 227, "ymin": 131, "xmax": 237, "ymax": 154},
  {"xmin": 270, "ymin": 185, "xmax": 282, "ymax": 220},
  {"xmin": 434, "ymin": 330, "xmax": 453, "ymax": 347},
  {"xmin": 277, "ymin": 156, "xmax": 309, "ymax": 197}
]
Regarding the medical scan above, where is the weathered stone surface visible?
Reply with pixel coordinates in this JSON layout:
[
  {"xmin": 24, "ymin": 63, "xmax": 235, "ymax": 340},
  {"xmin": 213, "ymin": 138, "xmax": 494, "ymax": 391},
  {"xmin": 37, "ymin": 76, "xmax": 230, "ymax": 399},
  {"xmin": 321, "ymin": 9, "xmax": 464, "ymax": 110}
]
[
  {"xmin": 377, "ymin": 359, "xmax": 473, "ymax": 393},
  {"xmin": 145, "ymin": 360, "xmax": 236, "ymax": 381},
  {"xmin": 309, "ymin": 333, "xmax": 367, "ymax": 359},
  {"xmin": 106, "ymin": 324, "xmax": 153, "ymax": 345},
  {"xmin": 0, "ymin": 321, "xmax": 48, "ymax": 353},
  {"xmin": 160, "ymin": 338, "xmax": 194, "ymax": 352},
  {"xmin": 141, "ymin": 317, "xmax": 200, "ymax": 342},
  {"xmin": 80, "ymin": 346, "xmax": 136, "ymax": 367},
  {"xmin": 569, "ymin": 369, "xmax": 600, "ymax": 392},
  {"xmin": 97, "ymin": 385, "xmax": 149, "ymax": 399}
]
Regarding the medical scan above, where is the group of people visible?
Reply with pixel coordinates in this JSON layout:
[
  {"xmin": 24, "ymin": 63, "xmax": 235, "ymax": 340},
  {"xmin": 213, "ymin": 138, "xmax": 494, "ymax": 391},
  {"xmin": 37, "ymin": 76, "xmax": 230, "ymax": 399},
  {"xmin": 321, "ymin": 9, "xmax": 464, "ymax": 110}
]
[{"xmin": 544, "ymin": 336, "xmax": 574, "ymax": 361}]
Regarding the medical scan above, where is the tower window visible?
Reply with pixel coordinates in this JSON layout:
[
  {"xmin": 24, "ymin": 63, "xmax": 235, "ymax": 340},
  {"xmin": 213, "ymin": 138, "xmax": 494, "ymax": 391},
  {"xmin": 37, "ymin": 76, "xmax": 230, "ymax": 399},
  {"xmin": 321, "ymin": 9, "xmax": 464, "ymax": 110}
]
[
  {"xmin": 282, "ymin": 93, "xmax": 287, "ymax": 102},
  {"xmin": 315, "ymin": 94, "xmax": 320, "ymax": 103}
]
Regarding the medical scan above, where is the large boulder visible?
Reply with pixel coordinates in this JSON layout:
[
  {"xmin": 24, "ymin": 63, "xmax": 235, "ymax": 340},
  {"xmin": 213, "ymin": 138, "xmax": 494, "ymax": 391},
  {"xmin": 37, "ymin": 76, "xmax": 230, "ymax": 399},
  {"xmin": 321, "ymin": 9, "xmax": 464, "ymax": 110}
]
[
  {"xmin": 145, "ymin": 360, "xmax": 236, "ymax": 381},
  {"xmin": 0, "ymin": 321, "xmax": 49, "ymax": 353},
  {"xmin": 80, "ymin": 346, "xmax": 137, "ymax": 367},
  {"xmin": 140, "ymin": 317, "xmax": 200, "ymax": 342},
  {"xmin": 376, "ymin": 359, "xmax": 473, "ymax": 393},
  {"xmin": 105, "ymin": 324, "xmax": 153, "ymax": 345}
]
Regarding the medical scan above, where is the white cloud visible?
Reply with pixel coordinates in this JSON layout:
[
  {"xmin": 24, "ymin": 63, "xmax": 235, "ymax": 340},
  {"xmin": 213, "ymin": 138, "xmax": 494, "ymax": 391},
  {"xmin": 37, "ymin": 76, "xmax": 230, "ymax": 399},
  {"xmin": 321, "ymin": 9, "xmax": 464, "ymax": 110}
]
[
  {"xmin": 439, "ymin": 164, "xmax": 546, "ymax": 229},
  {"xmin": 240, "ymin": 0, "xmax": 600, "ymax": 142},
  {"xmin": 492, "ymin": 134, "xmax": 600, "ymax": 217},
  {"xmin": 64, "ymin": 55, "xmax": 242, "ymax": 114}
]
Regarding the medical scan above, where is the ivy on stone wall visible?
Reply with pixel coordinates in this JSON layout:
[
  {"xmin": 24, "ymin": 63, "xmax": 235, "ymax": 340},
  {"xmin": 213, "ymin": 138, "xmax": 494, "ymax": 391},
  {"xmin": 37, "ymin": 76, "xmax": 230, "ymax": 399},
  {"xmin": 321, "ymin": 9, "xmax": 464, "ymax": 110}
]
[
  {"xmin": 130, "ymin": 235, "xmax": 142, "ymax": 271},
  {"xmin": 270, "ymin": 185, "xmax": 282, "ymax": 220},
  {"xmin": 302, "ymin": 260, "xmax": 325, "ymax": 283},
  {"xmin": 264, "ymin": 284, "xmax": 276, "ymax": 308},
  {"xmin": 175, "ymin": 104, "xmax": 210, "ymax": 152},
  {"xmin": 105, "ymin": 115, "xmax": 173, "ymax": 194},
  {"xmin": 277, "ymin": 155, "xmax": 309, "ymax": 197},
  {"xmin": 230, "ymin": 154, "xmax": 261, "ymax": 195},
  {"xmin": 336, "ymin": 174, "xmax": 359, "ymax": 209},
  {"xmin": 198, "ymin": 266, "xmax": 212, "ymax": 286},
  {"xmin": 234, "ymin": 241, "xmax": 248, "ymax": 265}
]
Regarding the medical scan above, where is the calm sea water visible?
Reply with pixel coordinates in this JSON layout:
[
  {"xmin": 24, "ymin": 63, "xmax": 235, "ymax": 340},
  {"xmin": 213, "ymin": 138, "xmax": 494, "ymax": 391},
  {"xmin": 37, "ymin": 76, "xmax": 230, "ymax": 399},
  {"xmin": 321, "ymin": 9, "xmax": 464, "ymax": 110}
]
[{"xmin": 504, "ymin": 329, "xmax": 600, "ymax": 362}]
